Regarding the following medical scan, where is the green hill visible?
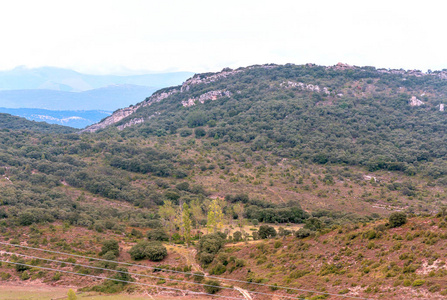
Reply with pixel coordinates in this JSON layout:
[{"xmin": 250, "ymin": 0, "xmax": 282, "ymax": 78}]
[
  {"xmin": 1, "ymin": 63, "xmax": 447, "ymax": 299},
  {"xmin": 0, "ymin": 113, "xmax": 76, "ymax": 133}
]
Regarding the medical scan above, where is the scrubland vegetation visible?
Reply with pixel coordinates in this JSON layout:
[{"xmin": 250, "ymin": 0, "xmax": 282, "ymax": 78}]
[{"xmin": 1, "ymin": 64, "xmax": 447, "ymax": 298}]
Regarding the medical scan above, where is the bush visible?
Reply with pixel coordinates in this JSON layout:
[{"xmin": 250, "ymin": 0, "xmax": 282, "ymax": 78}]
[
  {"xmin": 412, "ymin": 279, "xmax": 425, "ymax": 287},
  {"xmin": 389, "ymin": 212, "xmax": 407, "ymax": 228},
  {"xmin": 258, "ymin": 225, "xmax": 277, "ymax": 239},
  {"xmin": 211, "ymin": 263, "xmax": 226, "ymax": 275},
  {"xmin": 20, "ymin": 271, "xmax": 30, "ymax": 280},
  {"xmin": 204, "ymin": 280, "xmax": 221, "ymax": 294},
  {"xmin": 130, "ymin": 229, "xmax": 143, "ymax": 238},
  {"xmin": 129, "ymin": 241, "xmax": 168, "ymax": 261},
  {"xmin": 193, "ymin": 272, "xmax": 204, "ymax": 283},
  {"xmin": 15, "ymin": 259, "xmax": 30, "ymax": 272},
  {"xmin": 233, "ymin": 231, "xmax": 242, "ymax": 242},
  {"xmin": 295, "ymin": 228, "xmax": 313, "ymax": 239},
  {"xmin": 197, "ymin": 233, "xmax": 226, "ymax": 266},
  {"xmin": 147, "ymin": 228, "xmax": 169, "ymax": 241},
  {"xmin": 100, "ymin": 240, "xmax": 120, "ymax": 257}
]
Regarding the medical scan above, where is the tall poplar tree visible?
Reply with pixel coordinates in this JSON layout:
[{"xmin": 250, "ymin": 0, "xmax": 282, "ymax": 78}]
[{"xmin": 207, "ymin": 199, "xmax": 224, "ymax": 233}]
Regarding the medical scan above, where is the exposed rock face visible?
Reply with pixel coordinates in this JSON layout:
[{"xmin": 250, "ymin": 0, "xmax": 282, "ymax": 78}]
[
  {"xmin": 81, "ymin": 106, "xmax": 138, "ymax": 133},
  {"xmin": 117, "ymin": 118, "xmax": 145, "ymax": 130},
  {"xmin": 330, "ymin": 62, "xmax": 355, "ymax": 71},
  {"xmin": 440, "ymin": 104, "xmax": 445, "ymax": 112},
  {"xmin": 280, "ymin": 81, "xmax": 331, "ymax": 95},
  {"xmin": 81, "ymin": 89, "xmax": 179, "ymax": 133},
  {"xmin": 182, "ymin": 90, "xmax": 231, "ymax": 107},
  {"xmin": 409, "ymin": 96, "xmax": 424, "ymax": 107}
]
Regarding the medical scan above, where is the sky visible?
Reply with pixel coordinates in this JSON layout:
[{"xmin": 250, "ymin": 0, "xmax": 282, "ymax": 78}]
[{"xmin": 1, "ymin": 0, "xmax": 446, "ymax": 75}]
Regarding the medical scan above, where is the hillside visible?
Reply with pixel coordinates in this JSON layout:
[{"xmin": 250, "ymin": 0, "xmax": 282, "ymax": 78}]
[
  {"xmin": 0, "ymin": 113, "xmax": 76, "ymax": 133},
  {"xmin": 84, "ymin": 63, "xmax": 447, "ymax": 183},
  {"xmin": 0, "ymin": 108, "xmax": 111, "ymax": 129},
  {"xmin": 1, "ymin": 63, "xmax": 447, "ymax": 299}
]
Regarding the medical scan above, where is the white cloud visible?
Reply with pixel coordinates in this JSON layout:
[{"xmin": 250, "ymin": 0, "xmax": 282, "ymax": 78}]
[{"xmin": 1, "ymin": 0, "xmax": 446, "ymax": 74}]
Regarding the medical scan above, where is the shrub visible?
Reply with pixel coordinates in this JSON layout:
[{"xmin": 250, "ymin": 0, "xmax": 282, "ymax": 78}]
[
  {"xmin": 130, "ymin": 229, "xmax": 143, "ymax": 238},
  {"xmin": 295, "ymin": 228, "xmax": 313, "ymax": 239},
  {"xmin": 100, "ymin": 240, "xmax": 119, "ymax": 257},
  {"xmin": 412, "ymin": 279, "xmax": 425, "ymax": 287},
  {"xmin": 211, "ymin": 263, "xmax": 226, "ymax": 275},
  {"xmin": 193, "ymin": 272, "xmax": 204, "ymax": 283},
  {"xmin": 15, "ymin": 259, "xmax": 30, "ymax": 272},
  {"xmin": 197, "ymin": 233, "xmax": 225, "ymax": 266},
  {"xmin": 233, "ymin": 231, "xmax": 242, "ymax": 242},
  {"xmin": 129, "ymin": 241, "xmax": 168, "ymax": 261},
  {"xmin": 274, "ymin": 241, "xmax": 282, "ymax": 248},
  {"xmin": 20, "ymin": 271, "xmax": 30, "ymax": 280},
  {"xmin": 67, "ymin": 289, "xmax": 77, "ymax": 300},
  {"xmin": 258, "ymin": 225, "xmax": 277, "ymax": 239},
  {"xmin": 147, "ymin": 228, "xmax": 169, "ymax": 241},
  {"xmin": 389, "ymin": 212, "xmax": 407, "ymax": 228},
  {"xmin": 204, "ymin": 280, "xmax": 221, "ymax": 294}
]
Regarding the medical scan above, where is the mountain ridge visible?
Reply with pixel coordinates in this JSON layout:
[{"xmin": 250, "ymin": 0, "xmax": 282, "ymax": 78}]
[{"xmin": 82, "ymin": 62, "xmax": 447, "ymax": 133}]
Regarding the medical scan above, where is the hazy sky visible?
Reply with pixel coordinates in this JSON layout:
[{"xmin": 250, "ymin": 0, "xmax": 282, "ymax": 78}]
[{"xmin": 1, "ymin": 0, "xmax": 446, "ymax": 74}]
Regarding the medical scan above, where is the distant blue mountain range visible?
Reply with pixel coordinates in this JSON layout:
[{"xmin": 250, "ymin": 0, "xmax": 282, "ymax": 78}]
[
  {"xmin": 0, "ymin": 66, "xmax": 194, "ymax": 92},
  {"xmin": 0, "ymin": 66, "xmax": 194, "ymax": 128},
  {"xmin": 0, "ymin": 108, "xmax": 112, "ymax": 129},
  {"xmin": 0, "ymin": 85, "xmax": 157, "ymax": 111}
]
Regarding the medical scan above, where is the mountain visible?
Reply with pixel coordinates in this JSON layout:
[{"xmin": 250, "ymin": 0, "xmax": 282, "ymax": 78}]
[
  {"xmin": 0, "ymin": 84, "xmax": 157, "ymax": 111},
  {"xmin": 0, "ymin": 112, "xmax": 76, "ymax": 133},
  {"xmin": 1, "ymin": 63, "xmax": 447, "ymax": 299},
  {"xmin": 82, "ymin": 63, "xmax": 447, "ymax": 180},
  {"xmin": 0, "ymin": 67, "xmax": 194, "ymax": 125},
  {"xmin": 0, "ymin": 108, "xmax": 111, "ymax": 128},
  {"xmin": 0, "ymin": 66, "xmax": 194, "ymax": 92}
]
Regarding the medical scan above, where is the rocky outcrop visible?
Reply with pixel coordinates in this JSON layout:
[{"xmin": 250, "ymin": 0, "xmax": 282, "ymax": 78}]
[
  {"xmin": 117, "ymin": 118, "xmax": 145, "ymax": 130},
  {"xmin": 440, "ymin": 104, "xmax": 445, "ymax": 112},
  {"xmin": 81, "ymin": 106, "xmax": 138, "ymax": 133},
  {"xmin": 330, "ymin": 62, "xmax": 356, "ymax": 71},
  {"xmin": 280, "ymin": 81, "xmax": 331, "ymax": 95},
  {"xmin": 409, "ymin": 96, "xmax": 424, "ymax": 107},
  {"xmin": 181, "ymin": 90, "xmax": 231, "ymax": 107},
  {"xmin": 81, "ymin": 89, "xmax": 179, "ymax": 133}
]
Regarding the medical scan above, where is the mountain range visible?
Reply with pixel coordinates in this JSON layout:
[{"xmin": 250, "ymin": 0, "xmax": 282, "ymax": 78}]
[{"xmin": 0, "ymin": 66, "xmax": 194, "ymax": 127}]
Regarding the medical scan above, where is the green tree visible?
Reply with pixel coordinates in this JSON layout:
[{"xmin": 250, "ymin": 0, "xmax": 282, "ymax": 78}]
[
  {"xmin": 258, "ymin": 225, "xmax": 277, "ymax": 239},
  {"xmin": 67, "ymin": 289, "xmax": 77, "ymax": 300},
  {"xmin": 129, "ymin": 241, "xmax": 168, "ymax": 261},
  {"xmin": 207, "ymin": 199, "xmax": 224, "ymax": 233},
  {"xmin": 181, "ymin": 203, "xmax": 192, "ymax": 245},
  {"xmin": 389, "ymin": 212, "xmax": 407, "ymax": 228},
  {"xmin": 158, "ymin": 200, "xmax": 176, "ymax": 237},
  {"xmin": 100, "ymin": 240, "xmax": 120, "ymax": 257},
  {"xmin": 233, "ymin": 203, "xmax": 245, "ymax": 230}
]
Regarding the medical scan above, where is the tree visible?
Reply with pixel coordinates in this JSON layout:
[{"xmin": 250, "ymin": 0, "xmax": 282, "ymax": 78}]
[
  {"xmin": 181, "ymin": 203, "xmax": 192, "ymax": 245},
  {"xmin": 190, "ymin": 199, "xmax": 204, "ymax": 229},
  {"xmin": 207, "ymin": 199, "xmax": 224, "ymax": 233},
  {"xmin": 129, "ymin": 241, "xmax": 168, "ymax": 261},
  {"xmin": 147, "ymin": 228, "xmax": 169, "ymax": 241},
  {"xmin": 100, "ymin": 240, "xmax": 120, "ymax": 257},
  {"xmin": 258, "ymin": 225, "xmax": 277, "ymax": 239},
  {"xmin": 233, "ymin": 203, "xmax": 245, "ymax": 230},
  {"xmin": 389, "ymin": 212, "xmax": 407, "ymax": 228},
  {"xmin": 204, "ymin": 280, "xmax": 221, "ymax": 294},
  {"xmin": 158, "ymin": 200, "xmax": 176, "ymax": 237},
  {"xmin": 67, "ymin": 289, "xmax": 77, "ymax": 300}
]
